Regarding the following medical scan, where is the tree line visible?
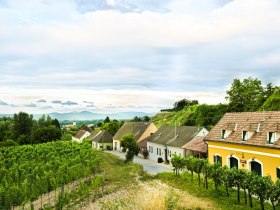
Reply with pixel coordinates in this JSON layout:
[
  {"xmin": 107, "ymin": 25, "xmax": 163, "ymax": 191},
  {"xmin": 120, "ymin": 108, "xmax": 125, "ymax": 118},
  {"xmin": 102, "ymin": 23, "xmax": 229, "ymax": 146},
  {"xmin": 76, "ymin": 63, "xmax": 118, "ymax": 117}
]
[
  {"xmin": 0, "ymin": 112, "xmax": 62, "ymax": 147},
  {"xmin": 171, "ymin": 155, "xmax": 280, "ymax": 210}
]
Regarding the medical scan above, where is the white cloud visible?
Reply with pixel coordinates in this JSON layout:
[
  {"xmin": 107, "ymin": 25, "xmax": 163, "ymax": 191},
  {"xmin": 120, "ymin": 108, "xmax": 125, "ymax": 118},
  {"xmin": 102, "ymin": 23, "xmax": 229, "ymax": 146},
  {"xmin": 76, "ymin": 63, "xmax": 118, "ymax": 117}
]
[{"xmin": 0, "ymin": 0, "xmax": 280, "ymax": 113}]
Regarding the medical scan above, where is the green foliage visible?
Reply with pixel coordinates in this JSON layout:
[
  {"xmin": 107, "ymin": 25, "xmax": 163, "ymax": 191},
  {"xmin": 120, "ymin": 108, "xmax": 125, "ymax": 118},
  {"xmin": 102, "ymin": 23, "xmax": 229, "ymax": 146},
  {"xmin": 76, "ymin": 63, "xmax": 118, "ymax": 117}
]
[
  {"xmin": 261, "ymin": 87, "xmax": 280, "ymax": 111},
  {"xmin": 161, "ymin": 99, "xmax": 199, "ymax": 112},
  {"xmin": 120, "ymin": 133, "xmax": 139, "ymax": 162},
  {"xmin": 101, "ymin": 119, "xmax": 122, "ymax": 136},
  {"xmin": 31, "ymin": 125, "xmax": 62, "ymax": 144},
  {"xmin": 251, "ymin": 175, "xmax": 273, "ymax": 210},
  {"xmin": 0, "ymin": 141, "xmax": 100, "ymax": 209},
  {"xmin": 226, "ymin": 77, "xmax": 276, "ymax": 112},
  {"xmin": 13, "ymin": 112, "xmax": 33, "ymax": 144},
  {"xmin": 104, "ymin": 116, "xmax": 110, "ymax": 123},
  {"xmin": 0, "ymin": 140, "xmax": 18, "ymax": 147},
  {"xmin": 185, "ymin": 104, "xmax": 228, "ymax": 127},
  {"xmin": 131, "ymin": 115, "xmax": 151, "ymax": 122},
  {"xmin": 166, "ymin": 190, "xmax": 179, "ymax": 210},
  {"xmin": 171, "ymin": 154, "xmax": 185, "ymax": 176},
  {"xmin": 142, "ymin": 148, "xmax": 149, "ymax": 159}
]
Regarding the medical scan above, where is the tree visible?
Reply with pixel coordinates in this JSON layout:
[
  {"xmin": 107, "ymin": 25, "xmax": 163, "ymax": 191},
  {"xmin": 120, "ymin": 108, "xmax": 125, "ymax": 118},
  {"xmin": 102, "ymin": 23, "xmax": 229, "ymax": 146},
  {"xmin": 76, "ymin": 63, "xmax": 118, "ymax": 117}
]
[
  {"xmin": 226, "ymin": 77, "xmax": 264, "ymax": 112},
  {"xmin": 104, "ymin": 116, "xmax": 110, "ymax": 123},
  {"xmin": 261, "ymin": 87, "xmax": 280, "ymax": 111},
  {"xmin": 120, "ymin": 133, "xmax": 139, "ymax": 162},
  {"xmin": 251, "ymin": 175, "xmax": 272, "ymax": 210},
  {"xmin": 102, "ymin": 120, "xmax": 121, "ymax": 136},
  {"xmin": 209, "ymin": 163, "xmax": 223, "ymax": 190},
  {"xmin": 13, "ymin": 112, "xmax": 33, "ymax": 144},
  {"xmin": 171, "ymin": 154, "xmax": 186, "ymax": 176},
  {"xmin": 31, "ymin": 125, "xmax": 62, "ymax": 144},
  {"xmin": 268, "ymin": 179, "xmax": 280, "ymax": 210},
  {"xmin": 52, "ymin": 119, "xmax": 61, "ymax": 129}
]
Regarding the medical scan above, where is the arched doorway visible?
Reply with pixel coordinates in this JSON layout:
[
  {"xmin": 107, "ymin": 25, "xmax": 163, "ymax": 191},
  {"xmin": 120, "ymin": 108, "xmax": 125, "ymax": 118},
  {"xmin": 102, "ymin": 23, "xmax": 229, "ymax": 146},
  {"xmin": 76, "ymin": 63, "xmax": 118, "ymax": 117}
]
[
  {"xmin": 229, "ymin": 157, "xmax": 239, "ymax": 169},
  {"xmin": 251, "ymin": 161, "xmax": 262, "ymax": 176}
]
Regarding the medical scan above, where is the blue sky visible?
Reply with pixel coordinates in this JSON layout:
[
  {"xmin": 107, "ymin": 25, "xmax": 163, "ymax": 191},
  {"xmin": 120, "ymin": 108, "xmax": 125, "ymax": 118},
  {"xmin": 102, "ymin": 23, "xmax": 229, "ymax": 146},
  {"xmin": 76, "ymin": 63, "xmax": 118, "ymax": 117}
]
[{"xmin": 1, "ymin": 0, "xmax": 280, "ymax": 114}]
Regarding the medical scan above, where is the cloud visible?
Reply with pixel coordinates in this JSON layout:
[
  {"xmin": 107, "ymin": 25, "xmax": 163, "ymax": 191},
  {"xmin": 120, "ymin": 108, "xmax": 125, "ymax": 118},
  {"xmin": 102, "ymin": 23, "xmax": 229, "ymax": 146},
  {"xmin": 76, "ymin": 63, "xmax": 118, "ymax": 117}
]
[
  {"xmin": 86, "ymin": 104, "xmax": 96, "ymax": 108},
  {"xmin": 24, "ymin": 103, "xmax": 37, "ymax": 107},
  {"xmin": 83, "ymin": 101, "xmax": 94, "ymax": 104},
  {"xmin": 61, "ymin": 100, "xmax": 78, "ymax": 106},
  {"xmin": 0, "ymin": 100, "xmax": 8, "ymax": 105},
  {"xmin": 37, "ymin": 99, "xmax": 47, "ymax": 103},
  {"xmin": 51, "ymin": 100, "xmax": 62, "ymax": 104}
]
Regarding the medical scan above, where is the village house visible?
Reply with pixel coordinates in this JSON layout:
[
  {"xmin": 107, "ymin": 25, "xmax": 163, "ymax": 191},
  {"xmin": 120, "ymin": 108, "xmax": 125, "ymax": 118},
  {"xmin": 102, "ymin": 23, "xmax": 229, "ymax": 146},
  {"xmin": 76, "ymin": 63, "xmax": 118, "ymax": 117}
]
[
  {"xmin": 205, "ymin": 111, "xmax": 280, "ymax": 181},
  {"xmin": 147, "ymin": 126, "xmax": 208, "ymax": 163},
  {"xmin": 113, "ymin": 122, "xmax": 157, "ymax": 152},
  {"xmin": 72, "ymin": 130, "xmax": 90, "ymax": 143},
  {"xmin": 182, "ymin": 136, "xmax": 208, "ymax": 158},
  {"xmin": 89, "ymin": 130, "xmax": 113, "ymax": 150}
]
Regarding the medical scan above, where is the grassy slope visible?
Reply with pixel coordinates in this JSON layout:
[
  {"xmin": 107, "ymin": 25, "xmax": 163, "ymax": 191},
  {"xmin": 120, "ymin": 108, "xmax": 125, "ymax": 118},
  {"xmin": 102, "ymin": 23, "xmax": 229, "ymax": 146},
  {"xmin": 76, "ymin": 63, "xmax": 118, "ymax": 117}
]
[
  {"xmin": 157, "ymin": 172, "xmax": 274, "ymax": 210},
  {"xmin": 151, "ymin": 105, "xmax": 198, "ymax": 128},
  {"xmin": 71, "ymin": 152, "xmax": 276, "ymax": 210}
]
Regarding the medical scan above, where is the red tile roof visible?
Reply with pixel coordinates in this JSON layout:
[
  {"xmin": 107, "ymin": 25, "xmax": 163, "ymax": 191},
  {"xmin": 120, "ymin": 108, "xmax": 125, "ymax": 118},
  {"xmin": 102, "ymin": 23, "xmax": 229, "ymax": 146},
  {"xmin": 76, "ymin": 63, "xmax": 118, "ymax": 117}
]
[
  {"xmin": 205, "ymin": 111, "xmax": 280, "ymax": 148},
  {"xmin": 183, "ymin": 136, "xmax": 207, "ymax": 153}
]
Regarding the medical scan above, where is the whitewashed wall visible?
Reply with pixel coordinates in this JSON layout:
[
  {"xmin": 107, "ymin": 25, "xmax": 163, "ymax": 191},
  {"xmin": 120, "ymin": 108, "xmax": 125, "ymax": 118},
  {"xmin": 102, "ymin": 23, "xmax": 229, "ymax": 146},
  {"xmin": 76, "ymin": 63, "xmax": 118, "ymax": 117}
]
[{"xmin": 147, "ymin": 142, "xmax": 185, "ymax": 162}]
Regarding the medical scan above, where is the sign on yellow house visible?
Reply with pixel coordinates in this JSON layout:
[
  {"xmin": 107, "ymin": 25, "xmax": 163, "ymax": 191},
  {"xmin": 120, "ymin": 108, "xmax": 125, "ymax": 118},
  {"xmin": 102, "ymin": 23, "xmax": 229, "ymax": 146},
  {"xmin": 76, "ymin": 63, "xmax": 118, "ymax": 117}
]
[{"xmin": 205, "ymin": 111, "xmax": 280, "ymax": 181}]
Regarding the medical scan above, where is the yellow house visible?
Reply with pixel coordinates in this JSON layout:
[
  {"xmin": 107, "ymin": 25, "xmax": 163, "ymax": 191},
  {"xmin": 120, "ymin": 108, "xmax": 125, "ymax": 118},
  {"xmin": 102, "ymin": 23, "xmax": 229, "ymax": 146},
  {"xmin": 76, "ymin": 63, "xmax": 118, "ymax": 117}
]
[{"xmin": 205, "ymin": 111, "xmax": 280, "ymax": 181}]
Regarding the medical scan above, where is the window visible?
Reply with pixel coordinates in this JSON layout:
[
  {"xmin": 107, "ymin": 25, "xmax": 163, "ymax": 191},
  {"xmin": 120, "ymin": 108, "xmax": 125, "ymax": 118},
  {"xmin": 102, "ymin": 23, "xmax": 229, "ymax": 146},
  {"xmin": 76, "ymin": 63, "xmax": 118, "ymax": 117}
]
[
  {"xmin": 229, "ymin": 157, "xmax": 238, "ymax": 169},
  {"xmin": 149, "ymin": 146, "xmax": 153, "ymax": 153},
  {"xmin": 277, "ymin": 168, "xmax": 280, "ymax": 179},
  {"xmin": 214, "ymin": 155, "xmax": 222, "ymax": 165},
  {"xmin": 268, "ymin": 132, "xmax": 276, "ymax": 144},
  {"xmin": 221, "ymin": 130, "xmax": 226, "ymax": 139},
  {"xmin": 159, "ymin": 148, "xmax": 161, "ymax": 155},
  {"xmin": 157, "ymin": 148, "xmax": 158, "ymax": 155},
  {"xmin": 169, "ymin": 150, "xmax": 171, "ymax": 157},
  {"xmin": 242, "ymin": 131, "xmax": 248, "ymax": 141},
  {"xmin": 251, "ymin": 161, "xmax": 262, "ymax": 176}
]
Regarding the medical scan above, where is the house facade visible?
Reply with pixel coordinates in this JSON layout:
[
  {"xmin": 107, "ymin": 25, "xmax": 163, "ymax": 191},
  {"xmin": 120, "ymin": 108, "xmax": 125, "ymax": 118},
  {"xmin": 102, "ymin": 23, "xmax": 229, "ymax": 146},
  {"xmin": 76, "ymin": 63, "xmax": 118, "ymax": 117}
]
[
  {"xmin": 205, "ymin": 111, "xmax": 280, "ymax": 181},
  {"xmin": 147, "ymin": 126, "xmax": 208, "ymax": 163},
  {"xmin": 89, "ymin": 130, "xmax": 113, "ymax": 150},
  {"xmin": 72, "ymin": 130, "xmax": 90, "ymax": 143},
  {"xmin": 113, "ymin": 122, "xmax": 157, "ymax": 152}
]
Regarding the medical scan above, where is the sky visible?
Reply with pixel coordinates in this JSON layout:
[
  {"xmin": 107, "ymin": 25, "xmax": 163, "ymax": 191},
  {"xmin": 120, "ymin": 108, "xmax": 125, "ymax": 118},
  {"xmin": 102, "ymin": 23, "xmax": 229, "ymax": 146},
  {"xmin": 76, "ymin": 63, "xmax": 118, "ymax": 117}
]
[{"xmin": 1, "ymin": 0, "xmax": 280, "ymax": 114}]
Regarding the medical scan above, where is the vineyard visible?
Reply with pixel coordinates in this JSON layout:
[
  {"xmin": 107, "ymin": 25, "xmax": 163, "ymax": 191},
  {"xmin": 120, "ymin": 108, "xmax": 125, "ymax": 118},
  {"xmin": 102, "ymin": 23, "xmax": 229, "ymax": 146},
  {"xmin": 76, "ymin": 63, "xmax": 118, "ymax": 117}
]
[{"xmin": 0, "ymin": 141, "xmax": 101, "ymax": 209}]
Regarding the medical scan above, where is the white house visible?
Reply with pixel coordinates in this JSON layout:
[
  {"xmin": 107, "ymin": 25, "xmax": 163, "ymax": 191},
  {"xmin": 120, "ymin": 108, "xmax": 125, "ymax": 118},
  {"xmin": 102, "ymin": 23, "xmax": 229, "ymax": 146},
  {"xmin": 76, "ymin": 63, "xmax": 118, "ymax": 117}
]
[
  {"xmin": 113, "ymin": 122, "xmax": 158, "ymax": 152},
  {"xmin": 89, "ymin": 130, "xmax": 113, "ymax": 150},
  {"xmin": 72, "ymin": 130, "xmax": 90, "ymax": 143},
  {"xmin": 147, "ymin": 126, "xmax": 208, "ymax": 163}
]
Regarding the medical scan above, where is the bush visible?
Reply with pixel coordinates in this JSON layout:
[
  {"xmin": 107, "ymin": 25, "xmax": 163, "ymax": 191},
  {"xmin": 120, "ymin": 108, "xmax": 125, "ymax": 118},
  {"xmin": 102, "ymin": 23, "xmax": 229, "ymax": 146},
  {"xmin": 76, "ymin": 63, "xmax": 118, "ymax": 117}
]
[{"xmin": 143, "ymin": 149, "xmax": 149, "ymax": 159}]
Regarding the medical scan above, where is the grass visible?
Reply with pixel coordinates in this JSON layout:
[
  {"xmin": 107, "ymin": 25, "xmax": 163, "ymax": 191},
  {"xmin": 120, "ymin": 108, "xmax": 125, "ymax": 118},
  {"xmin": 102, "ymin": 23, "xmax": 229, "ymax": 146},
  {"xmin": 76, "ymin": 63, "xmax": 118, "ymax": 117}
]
[
  {"xmin": 98, "ymin": 151, "xmax": 145, "ymax": 190},
  {"xmin": 156, "ymin": 171, "xmax": 276, "ymax": 210}
]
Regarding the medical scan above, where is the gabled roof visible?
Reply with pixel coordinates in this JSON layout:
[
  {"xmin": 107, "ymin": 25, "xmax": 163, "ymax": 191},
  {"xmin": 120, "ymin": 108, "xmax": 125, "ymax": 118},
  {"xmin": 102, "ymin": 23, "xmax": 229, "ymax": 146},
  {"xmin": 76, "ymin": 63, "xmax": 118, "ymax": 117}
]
[
  {"xmin": 74, "ymin": 130, "xmax": 88, "ymax": 139},
  {"xmin": 205, "ymin": 111, "xmax": 280, "ymax": 148},
  {"xmin": 138, "ymin": 135, "xmax": 153, "ymax": 149},
  {"xmin": 147, "ymin": 126, "xmax": 203, "ymax": 148},
  {"xmin": 183, "ymin": 136, "xmax": 207, "ymax": 153},
  {"xmin": 88, "ymin": 130, "xmax": 113, "ymax": 143},
  {"xmin": 113, "ymin": 122, "xmax": 154, "ymax": 141}
]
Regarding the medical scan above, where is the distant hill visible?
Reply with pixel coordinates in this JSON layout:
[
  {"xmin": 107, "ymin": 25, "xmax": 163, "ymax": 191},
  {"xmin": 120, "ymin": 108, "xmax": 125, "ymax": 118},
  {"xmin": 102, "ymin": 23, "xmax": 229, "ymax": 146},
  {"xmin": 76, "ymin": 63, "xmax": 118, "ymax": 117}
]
[{"xmin": 0, "ymin": 111, "xmax": 155, "ymax": 121}]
